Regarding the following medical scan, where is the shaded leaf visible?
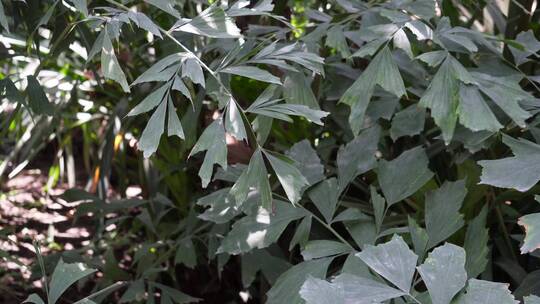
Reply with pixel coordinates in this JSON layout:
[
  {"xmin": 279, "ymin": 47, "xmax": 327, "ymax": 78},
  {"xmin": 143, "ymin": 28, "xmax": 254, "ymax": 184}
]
[
  {"xmin": 339, "ymin": 46, "xmax": 406, "ymax": 134},
  {"xmin": 464, "ymin": 206, "xmax": 489, "ymax": 277},
  {"xmin": 49, "ymin": 259, "xmax": 97, "ymax": 304},
  {"xmin": 267, "ymin": 258, "xmax": 332, "ymax": 304},
  {"xmin": 390, "ymin": 105, "xmax": 425, "ymax": 140},
  {"xmin": 378, "ymin": 146, "xmax": 433, "ymax": 205},
  {"xmin": 286, "ymin": 140, "xmax": 324, "ymax": 185},
  {"xmin": 308, "ymin": 178, "xmax": 339, "ymax": 223},
  {"xmin": 479, "ymin": 135, "xmax": 540, "ymax": 192},
  {"xmin": 337, "ymin": 125, "xmax": 381, "ymax": 189},
  {"xmin": 26, "ymin": 76, "xmax": 53, "ymax": 115},
  {"xmin": 425, "ymin": 180, "xmax": 466, "ymax": 249}
]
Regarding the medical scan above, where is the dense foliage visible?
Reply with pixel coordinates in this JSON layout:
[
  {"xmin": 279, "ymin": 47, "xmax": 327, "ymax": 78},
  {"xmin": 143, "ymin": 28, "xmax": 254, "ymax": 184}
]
[{"xmin": 3, "ymin": 0, "xmax": 540, "ymax": 303}]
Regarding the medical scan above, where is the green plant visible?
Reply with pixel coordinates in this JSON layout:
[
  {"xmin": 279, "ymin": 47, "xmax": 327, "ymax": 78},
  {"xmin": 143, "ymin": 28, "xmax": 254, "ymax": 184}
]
[{"xmin": 3, "ymin": 0, "xmax": 540, "ymax": 303}]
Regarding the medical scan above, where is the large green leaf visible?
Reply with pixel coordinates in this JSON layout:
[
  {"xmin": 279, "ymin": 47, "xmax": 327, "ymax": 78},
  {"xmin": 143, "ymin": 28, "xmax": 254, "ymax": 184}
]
[
  {"xmin": 378, "ymin": 146, "xmax": 433, "ymax": 205},
  {"xmin": 286, "ymin": 140, "xmax": 324, "ymax": 186},
  {"xmin": 419, "ymin": 54, "xmax": 474, "ymax": 144},
  {"xmin": 356, "ymin": 235, "xmax": 418, "ymax": 293},
  {"xmin": 337, "ymin": 124, "xmax": 380, "ymax": 189},
  {"xmin": 265, "ymin": 151, "xmax": 309, "ymax": 205},
  {"xmin": 26, "ymin": 76, "xmax": 54, "ymax": 115},
  {"xmin": 267, "ymin": 258, "xmax": 332, "ymax": 304},
  {"xmin": 173, "ymin": 5, "xmax": 241, "ymax": 38},
  {"xmin": 101, "ymin": 31, "xmax": 130, "ymax": 93},
  {"xmin": 300, "ymin": 273, "xmax": 406, "ymax": 304},
  {"xmin": 425, "ymin": 180, "xmax": 466, "ymax": 249},
  {"xmin": 479, "ymin": 135, "xmax": 540, "ymax": 192},
  {"xmin": 458, "ymin": 279, "xmax": 518, "ymax": 304},
  {"xmin": 417, "ymin": 243, "xmax": 467, "ymax": 304},
  {"xmin": 464, "ymin": 206, "xmax": 489, "ymax": 277},
  {"xmin": 217, "ymin": 201, "xmax": 307, "ymax": 254},
  {"xmin": 138, "ymin": 99, "xmax": 167, "ymax": 158},
  {"xmin": 518, "ymin": 212, "xmax": 540, "ymax": 254},
  {"xmin": 308, "ymin": 178, "xmax": 339, "ymax": 223},
  {"xmin": 189, "ymin": 119, "xmax": 227, "ymax": 187},
  {"xmin": 339, "ymin": 46, "xmax": 406, "ymax": 134},
  {"xmin": 48, "ymin": 259, "xmax": 97, "ymax": 304},
  {"xmin": 230, "ymin": 149, "xmax": 272, "ymax": 210}
]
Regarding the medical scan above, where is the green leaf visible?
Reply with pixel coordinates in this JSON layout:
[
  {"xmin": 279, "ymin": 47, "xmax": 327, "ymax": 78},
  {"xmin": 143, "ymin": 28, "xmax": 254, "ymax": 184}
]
[
  {"xmin": 221, "ymin": 66, "xmax": 281, "ymax": 85},
  {"xmin": 308, "ymin": 178, "xmax": 339, "ymax": 223},
  {"xmin": 525, "ymin": 295, "xmax": 540, "ymax": 304},
  {"xmin": 339, "ymin": 46, "xmax": 406, "ymax": 135},
  {"xmin": 286, "ymin": 140, "xmax": 325, "ymax": 186},
  {"xmin": 128, "ymin": 84, "xmax": 169, "ymax": 116},
  {"xmin": 138, "ymin": 99, "xmax": 167, "ymax": 158},
  {"xmin": 48, "ymin": 259, "xmax": 97, "ymax": 304},
  {"xmin": 417, "ymin": 243, "xmax": 467, "ymax": 304},
  {"xmin": 189, "ymin": 119, "xmax": 227, "ymax": 187},
  {"xmin": 197, "ymin": 188, "xmax": 240, "ymax": 224},
  {"xmin": 101, "ymin": 31, "xmax": 130, "ymax": 93},
  {"xmin": 458, "ymin": 279, "xmax": 518, "ymax": 304},
  {"xmin": 167, "ymin": 97, "xmax": 185, "ymax": 139},
  {"xmin": 479, "ymin": 135, "xmax": 540, "ymax": 192},
  {"xmin": 70, "ymin": 0, "xmax": 88, "ymax": 16},
  {"xmin": 356, "ymin": 235, "xmax": 418, "ymax": 293},
  {"xmin": 26, "ymin": 75, "xmax": 54, "ymax": 115},
  {"xmin": 230, "ymin": 149, "xmax": 272, "ymax": 210},
  {"xmin": 518, "ymin": 212, "xmax": 540, "ymax": 254},
  {"xmin": 289, "ymin": 216, "xmax": 312, "ymax": 250},
  {"xmin": 300, "ymin": 276, "xmax": 344, "ymax": 304},
  {"xmin": 458, "ymin": 84, "xmax": 502, "ymax": 132},
  {"xmin": 132, "ymin": 53, "xmax": 182, "ymax": 85},
  {"xmin": 408, "ymin": 216, "xmax": 429, "ymax": 261},
  {"xmin": 127, "ymin": 11, "xmax": 162, "ymax": 38},
  {"xmin": 22, "ymin": 294, "xmax": 45, "ymax": 304},
  {"xmin": 334, "ymin": 273, "xmax": 406, "ymax": 303},
  {"xmin": 224, "ymin": 100, "xmax": 247, "ymax": 140},
  {"xmin": 218, "ymin": 201, "xmax": 307, "ymax": 255},
  {"xmin": 144, "ymin": 0, "xmax": 181, "ymax": 18},
  {"xmin": 283, "ymin": 72, "xmax": 320, "ymax": 109},
  {"xmin": 464, "ymin": 206, "xmax": 489, "ymax": 277},
  {"xmin": 182, "ymin": 57, "xmax": 205, "ymax": 88},
  {"xmin": 173, "ymin": 5, "xmax": 241, "ymax": 38},
  {"xmin": 301, "ymin": 240, "xmax": 351, "ymax": 260},
  {"xmin": 0, "ymin": 0, "xmax": 9, "ymax": 33},
  {"xmin": 248, "ymin": 102, "xmax": 329, "ymax": 125},
  {"xmin": 378, "ymin": 146, "xmax": 433, "ymax": 205},
  {"xmin": 425, "ymin": 180, "xmax": 466, "ymax": 249},
  {"xmin": 150, "ymin": 282, "xmax": 201, "ymax": 303},
  {"xmin": 174, "ymin": 239, "xmax": 197, "ymax": 268},
  {"xmin": 265, "ymin": 151, "xmax": 309, "ymax": 205},
  {"xmin": 241, "ymin": 249, "xmax": 290, "ymax": 288},
  {"xmin": 337, "ymin": 125, "xmax": 381, "ymax": 189},
  {"xmin": 371, "ymin": 186, "xmax": 385, "ymax": 232},
  {"xmin": 267, "ymin": 258, "xmax": 332, "ymax": 304},
  {"xmin": 419, "ymin": 55, "xmax": 474, "ymax": 144},
  {"xmin": 472, "ymin": 72, "xmax": 532, "ymax": 129},
  {"xmin": 390, "ymin": 105, "xmax": 425, "ymax": 140}
]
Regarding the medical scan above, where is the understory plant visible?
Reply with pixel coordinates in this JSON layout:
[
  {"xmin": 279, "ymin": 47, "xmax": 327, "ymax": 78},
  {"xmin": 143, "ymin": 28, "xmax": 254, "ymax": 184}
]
[{"xmin": 2, "ymin": 0, "xmax": 540, "ymax": 303}]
